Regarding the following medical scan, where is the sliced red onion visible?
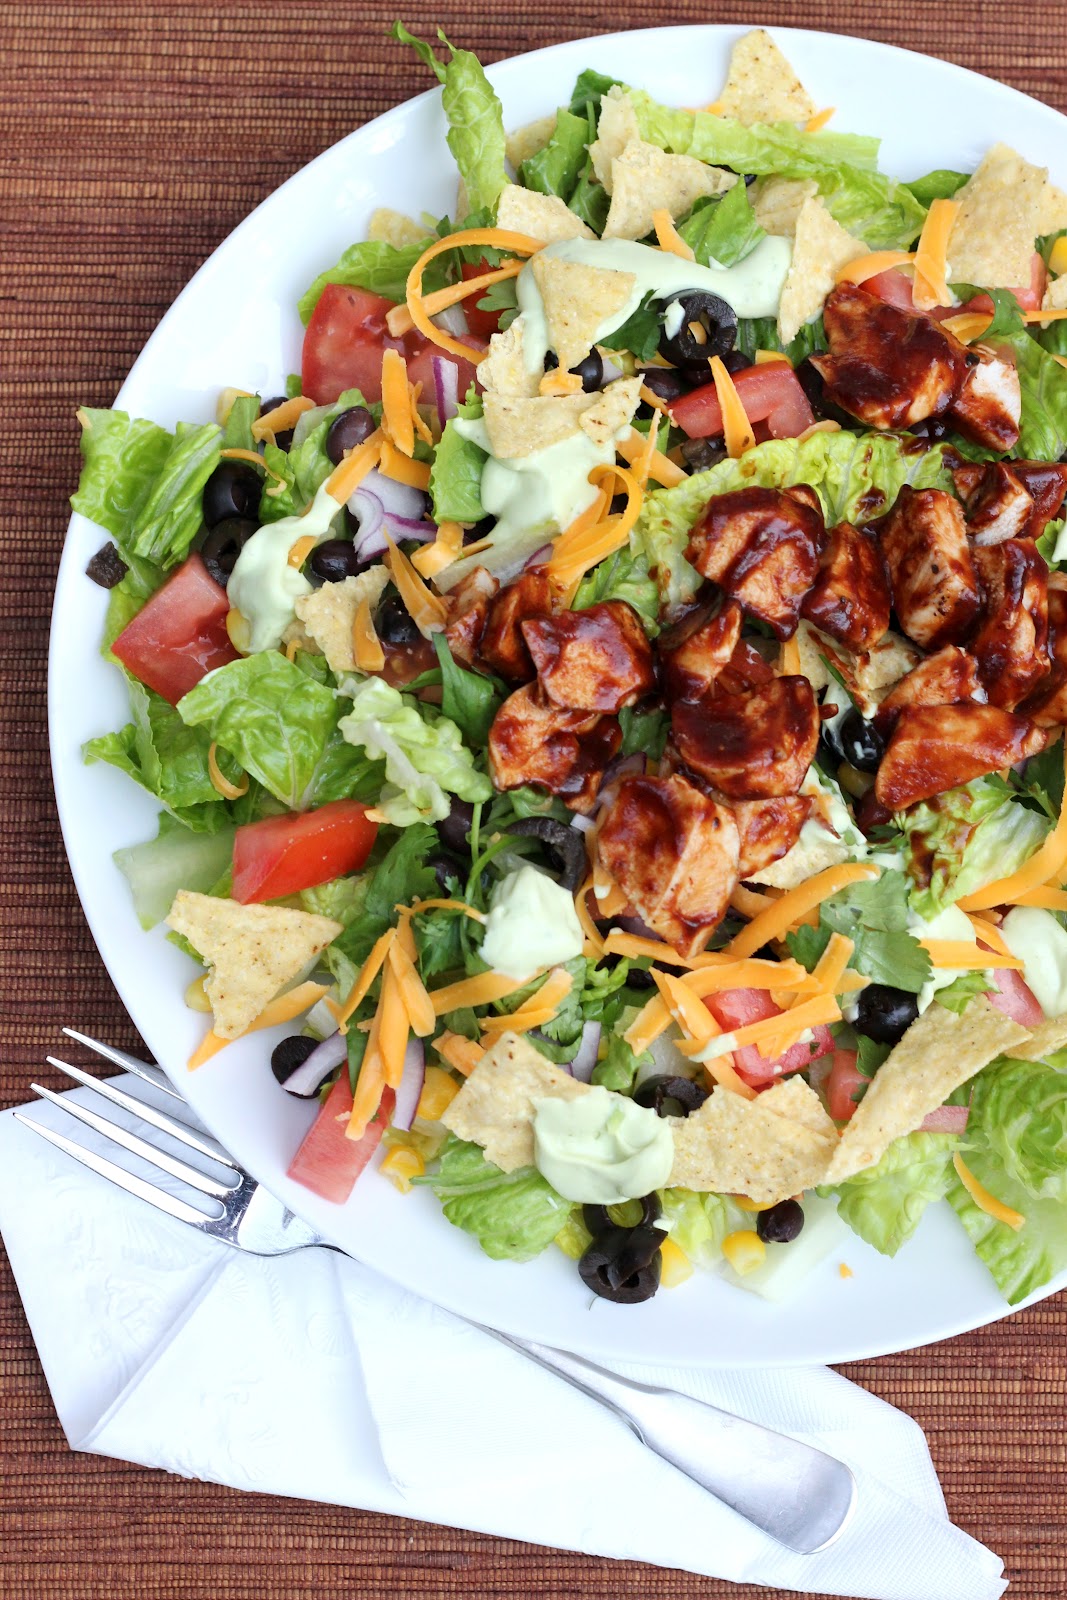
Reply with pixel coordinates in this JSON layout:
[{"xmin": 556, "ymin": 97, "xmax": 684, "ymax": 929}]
[
  {"xmin": 282, "ymin": 1031, "xmax": 348, "ymax": 1098},
  {"xmin": 920, "ymin": 1104, "xmax": 970, "ymax": 1133},
  {"xmin": 569, "ymin": 813, "xmax": 594, "ymax": 833},
  {"xmin": 613, "ymin": 913, "xmax": 664, "ymax": 942},
  {"xmin": 599, "ymin": 353, "xmax": 625, "ymax": 383},
  {"xmin": 432, "ymin": 355, "xmax": 461, "ymax": 424},
  {"xmin": 523, "ymin": 544, "xmax": 553, "ymax": 571},
  {"xmin": 393, "ymin": 1038, "xmax": 426, "ymax": 1131},
  {"xmin": 601, "ymin": 752, "xmax": 645, "ymax": 791},
  {"xmin": 433, "ymin": 304, "xmax": 469, "ymax": 337},
  {"xmin": 570, "ymin": 1021, "xmax": 602, "ymax": 1083},
  {"xmin": 350, "ymin": 466, "xmax": 427, "ymax": 523}
]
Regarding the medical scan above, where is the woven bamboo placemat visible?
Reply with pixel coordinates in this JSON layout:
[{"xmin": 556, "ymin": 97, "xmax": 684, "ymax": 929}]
[{"xmin": 1, "ymin": 3, "xmax": 1065, "ymax": 1596}]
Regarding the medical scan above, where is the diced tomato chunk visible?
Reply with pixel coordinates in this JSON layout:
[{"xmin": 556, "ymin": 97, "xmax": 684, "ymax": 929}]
[
  {"xmin": 826, "ymin": 1049, "xmax": 868, "ymax": 1123},
  {"xmin": 460, "ymin": 260, "xmax": 504, "ymax": 339},
  {"xmin": 704, "ymin": 986, "xmax": 834, "ymax": 1088},
  {"xmin": 669, "ymin": 364, "xmax": 815, "ymax": 442},
  {"xmin": 984, "ymin": 963, "xmax": 1044, "ymax": 1027},
  {"xmin": 287, "ymin": 1074, "xmax": 394, "ymax": 1204},
  {"xmin": 301, "ymin": 283, "xmax": 480, "ymax": 406},
  {"xmin": 231, "ymin": 800, "xmax": 379, "ymax": 904},
  {"xmin": 868, "ymin": 253, "xmax": 1046, "ymax": 318},
  {"xmin": 111, "ymin": 553, "xmax": 237, "ymax": 705}
]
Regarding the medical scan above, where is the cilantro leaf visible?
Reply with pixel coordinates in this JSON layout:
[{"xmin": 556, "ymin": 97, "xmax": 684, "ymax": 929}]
[{"xmin": 819, "ymin": 870, "xmax": 933, "ymax": 994}]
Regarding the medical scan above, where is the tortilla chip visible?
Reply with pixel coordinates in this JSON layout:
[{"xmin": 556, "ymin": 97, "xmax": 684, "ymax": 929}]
[
  {"xmin": 1042, "ymin": 275, "xmax": 1067, "ymax": 315},
  {"xmin": 1037, "ymin": 181, "xmax": 1067, "ymax": 236},
  {"xmin": 823, "ymin": 997, "xmax": 1031, "ymax": 1184},
  {"xmin": 367, "ymin": 207, "xmax": 428, "ymax": 249},
  {"xmin": 749, "ymin": 821, "xmax": 849, "ymax": 890},
  {"xmin": 670, "ymin": 1077, "xmax": 839, "ymax": 1206},
  {"xmin": 590, "ymin": 87, "xmax": 642, "ymax": 192},
  {"xmin": 477, "ymin": 316, "xmax": 540, "ymax": 399},
  {"xmin": 778, "ymin": 196, "xmax": 865, "ymax": 345},
  {"xmin": 441, "ymin": 1031, "xmax": 589, "ymax": 1171},
  {"xmin": 947, "ymin": 142, "xmax": 1048, "ymax": 289},
  {"xmin": 280, "ymin": 616, "xmax": 321, "ymax": 656},
  {"xmin": 794, "ymin": 622, "xmax": 919, "ymax": 716},
  {"xmin": 753, "ymin": 176, "xmax": 818, "ymax": 237},
  {"xmin": 167, "ymin": 891, "xmax": 342, "ymax": 1041},
  {"xmin": 482, "ymin": 391, "xmax": 594, "ymax": 458},
  {"xmin": 1011, "ymin": 1013, "xmax": 1067, "ymax": 1061},
  {"xmin": 603, "ymin": 139, "xmax": 735, "ymax": 242},
  {"xmin": 294, "ymin": 566, "xmax": 390, "ymax": 674},
  {"xmin": 715, "ymin": 29, "xmax": 816, "ymax": 126},
  {"xmin": 506, "ymin": 113, "xmax": 558, "ymax": 172},
  {"xmin": 578, "ymin": 376, "xmax": 642, "ymax": 446},
  {"xmin": 497, "ymin": 184, "xmax": 594, "ymax": 244},
  {"xmin": 530, "ymin": 252, "xmax": 635, "ymax": 373}
]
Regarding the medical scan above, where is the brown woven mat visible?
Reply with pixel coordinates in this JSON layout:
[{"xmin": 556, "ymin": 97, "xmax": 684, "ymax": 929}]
[{"xmin": 2, "ymin": 3, "xmax": 1065, "ymax": 1596}]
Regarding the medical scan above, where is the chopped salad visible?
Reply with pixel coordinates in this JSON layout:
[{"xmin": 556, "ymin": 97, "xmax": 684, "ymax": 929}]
[{"xmin": 72, "ymin": 25, "xmax": 1067, "ymax": 1307}]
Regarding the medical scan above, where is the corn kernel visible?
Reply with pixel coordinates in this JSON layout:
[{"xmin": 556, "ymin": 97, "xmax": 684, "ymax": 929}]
[
  {"xmin": 225, "ymin": 608, "xmax": 251, "ymax": 654},
  {"xmin": 379, "ymin": 1147, "xmax": 424, "ymax": 1193},
  {"xmin": 723, "ymin": 1229, "xmax": 767, "ymax": 1275},
  {"xmin": 416, "ymin": 1065, "xmax": 460, "ymax": 1122},
  {"xmin": 658, "ymin": 1236, "xmax": 693, "ymax": 1288},
  {"xmin": 215, "ymin": 385, "xmax": 254, "ymax": 426},
  {"xmin": 184, "ymin": 975, "xmax": 212, "ymax": 1013},
  {"xmin": 730, "ymin": 1194, "xmax": 764, "ymax": 1214}
]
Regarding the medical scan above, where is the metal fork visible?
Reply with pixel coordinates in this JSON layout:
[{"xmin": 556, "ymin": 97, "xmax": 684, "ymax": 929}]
[{"xmin": 15, "ymin": 1029, "xmax": 858, "ymax": 1555}]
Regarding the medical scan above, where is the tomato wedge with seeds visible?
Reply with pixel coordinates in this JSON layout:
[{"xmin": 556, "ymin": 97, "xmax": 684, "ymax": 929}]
[
  {"xmin": 301, "ymin": 283, "xmax": 481, "ymax": 406},
  {"xmin": 669, "ymin": 363, "xmax": 815, "ymax": 442},
  {"xmin": 826, "ymin": 1049, "xmax": 868, "ymax": 1123},
  {"xmin": 287, "ymin": 1074, "xmax": 395, "ymax": 1204},
  {"xmin": 111, "ymin": 553, "xmax": 237, "ymax": 706},
  {"xmin": 232, "ymin": 801, "xmax": 379, "ymax": 904}
]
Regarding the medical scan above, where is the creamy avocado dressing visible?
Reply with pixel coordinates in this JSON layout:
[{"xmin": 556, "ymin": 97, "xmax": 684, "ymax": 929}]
[
  {"xmin": 908, "ymin": 902, "xmax": 979, "ymax": 1014},
  {"xmin": 1000, "ymin": 906, "xmax": 1067, "ymax": 1017},
  {"xmin": 449, "ymin": 415, "xmax": 615, "ymax": 583},
  {"xmin": 480, "ymin": 864, "xmax": 585, "ymax": 982},
  {"xmin": 533, "ymin": 1086, "xmax": 674, "ymax": 1204},
  {"xmin": 516, "ymin": 235, "xmax": 793, "ymax": 374},
  {"xmin": 227, "ymin": 481, "xmax": 342, "ymax": 653}
]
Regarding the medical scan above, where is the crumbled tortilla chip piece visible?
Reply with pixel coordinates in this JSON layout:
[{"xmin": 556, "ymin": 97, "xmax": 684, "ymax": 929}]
[
  {"xmin": 603, "ymin": 139, "xmax": 735, "ymax": 242},
  {"xmin": 778, "ymin": 196, "xmax": 865, "ymax": 345},
  {"xmin": 749, "ymin": 822, "xmax": 849, "ymax": 890},
  {"xmin": 367, "ymin": 207, "xmax": 429, "ymax": 249},
  {"xmin": 1042, "ymin": 275, "xmax": 1067, "ymax": 314},
  {"xmin": 823, "ymin": 997, "xmax": 1030, "ymax": 1184},
  {"xmin": 294, "ymin": 567, "xmax": 390, "ymax": 674},
  {"xmin": 441, "ymin": 1030, "xmax": 589, "ymax": 1171},
  {"xmin": 794, "ymin": 622, "xmax": 918, "ymax": 714},
  {"xmin": 280, "ymin": 617, "xmax": 321, "ymax": 656},
  {"xmin": 1011, "ymin": 1012, "xmax": 1067, "ymax": 1061},
  {"xmin": 753, "ymin": 176, "xmax": 818, "ymax": 236},
  {"xmin": 947, "ymin": 142, "xmax": 1047, "ymax": 289},
  {"xmin": 530, "ymin": 252, "xmax": 635, "ymax": 373},
  {"xmin": 590, "ymin": 88, "xmax": 642, "ymax": 192},
  {"xmin": 497, "ymin": 184, "xmax": 595, "ymax": 243},
  {"xmin": 1037, "ymin": 181, "xmax": 1067, "ymax": 236},
  {"xmin": 715, "ymin": 29, "xmax": 816, "ymax": 126},
  {"xmin": 167, "ymin": 891, "xmax": 342, "ymax": 1041},
  {"xmin": 478, "ymin": 316, "xmax": 540, "ymax": 399},
  {"xmin": 506, "ymin": 113, "xmax": 559, "ymax": 172},
  {"xmin": 482, "ymin": 392, "xmax": 594, "ymax": 458},
  {"xmin": 578, "ymin": 377, "xmax": 642, "ymax": 446},
  {"xmin": 670, "ymin": 1076, "xmax": 838, "ymax": 1206}
]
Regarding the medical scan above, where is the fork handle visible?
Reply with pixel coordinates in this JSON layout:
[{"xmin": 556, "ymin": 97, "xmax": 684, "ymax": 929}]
[{"xmin": 485, "ymin": 1331, "xmax": 856, "ymax": 1554}]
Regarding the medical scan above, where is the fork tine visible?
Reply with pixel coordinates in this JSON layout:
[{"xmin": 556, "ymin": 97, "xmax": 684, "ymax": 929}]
[
  {"xmin": 46, "ymin": 1057, "xmax": 239, "ymax": 1170},
  {"xmin": 28, "ymin": 1083, "xmax": 237, "ymax": 1201},
  {"xmin": 13, "ymin": 1113, "xmax": 214, "ymax": 1226},
  {"xmin": 62, "ymin": 1028, "xmax": 183, "ymax": 1100}
]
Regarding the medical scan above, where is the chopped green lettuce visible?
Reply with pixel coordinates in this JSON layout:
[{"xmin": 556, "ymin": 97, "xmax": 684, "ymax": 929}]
[
  {"xmin": 904, "ymin": 169, "xmax": 968, "ymax": 205},
  {"xmin": 567, "ymin": 159, "xmax": 610, "ymax": 234},
  {"xmin": 177, "ymin": 653, "xmax": 381, "ymax": 810},
  {"xmin": 422, "ymin": 1134, "xmax": 574, "ymax": 1261},
  {"xmin": 519, "ymin": 107, "xmax": 589, "ymax": 199},
  {"xmin": 72, "ymin": 409, "xmax": 221, "ymax": 569},
  {"xmin": 332, "ymin": 823, "xmax": 439, "ymax": 968},
  {"xmin": 946, "ymin": 1058, "xmax": 1067, "ymax": 1303},
  {"xmin": 1005, "ymin": 331, "xmax": 1067, "ymax": 461},
  {"xmin": 633, "ymin": 431, "xmax": 951, "ymax": 610},
  {"xmin": 113, "ymin": 812, "xmax": 236, "ymax": 929},
  {"xmin": 393, "ymin": 23, "xmax": 507, "ymax": 217},
  {"xmin": 85, "ymin": 677, "xmax": 238, "ymax": 831},
  {"xmin": 337, "ymin": 674, "xmax": 491, "ymax": 826},
  {"xmin": 297, "ymin": 238, "xmax": 430, "ymax": 322},
  {"xmin": 433, "ymin": 635, "xmax": 503, "ymax": 748},
  {"xmin": 430, "ymin": 399, "xmax": 487, "ymax": 524},
  {"xmin": 829, "ymin": 1131, "xmax": 958, "ymax": 1256},
  {"xmin": 222, "ymin": 394, "xmax": 260, "ymax": 451},
  {"xmin": 568, "ymin": 68, "xmax": 623, "ymax": 120},
  {"xmin": 679, "ymin": 182, "xmax": 765, "ymax": 268},
  {"xmin": 573, "ymin": 543, "xmax": 659, "ymax": 631},
  {"xmin": 658, "ymin": 1187, "xmax": 729, "ymax": 1267},
  {"xmin": 897, "ymin": 778, "xmax": 1050, "ymax": 920}
]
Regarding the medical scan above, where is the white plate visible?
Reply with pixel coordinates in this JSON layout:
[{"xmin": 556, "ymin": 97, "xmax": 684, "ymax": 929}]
[{"xmin": 51, "ymin": 25, "xmax": 1067, "ymax": 1366}]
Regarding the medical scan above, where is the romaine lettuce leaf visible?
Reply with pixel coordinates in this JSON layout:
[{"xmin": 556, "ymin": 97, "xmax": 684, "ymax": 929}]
[
  {"xmin": 393, "ymin": 24, "xmax": 507, "ymax": 217},
  {"xmin": 433, "ymin": 635, "xmax": 503, "ymax": 748},
  {"xmin": 113, "ymin": 811, "xmax": 236, "ymax": 929},
  {"xmin": 897, "ymin": 778, "xmax": 1050, "ymax": 919},
  {"xmin": 429, "ymin": 394, "xmax": 487, "ymax": 524},
  {"xmin": 567, "ymin": 158, "xmax": 610, "ymax": 235},
  {"xmin": 632, "ymin": 431, "xmax": 952, "ymax": 611},
  {"xmin": 568, "ymin": 68, "xmax": 624, "ymax": 119},
  {"xmin": 679, "ymin": 182, "xmax": 765, "ymax": 268},
  {"xmin": 423, "ymin": 1134, "xmax": 574, "ymax": 1261},
  {"xmin": 904, "ymin": 169, "xmax": 968, "ymax": 205},
  {"xmin": 222, "ymin": 394, "xmax": 260, "ymax": 451},
  {"xmin": 337, "ymin": 674, "xmax": 491, "ymax": 826},
  {"xmin": 297, "ymin": 238, "xmax": 430, "ymax": 322},
  {"xmin": 177, "ymin": 653, "xmax": 380, "ymax": 810},
  {"xmin": 573, "ymin": 542, "xmax": 659, "ymax": 631},
  {"xmin": 519, "ymin": 107, "xmax": 589, "ymax": 199},
  {"xmin": 830, "ymin": 1131, "xmax": 958, "ymax": 1256},
  {"xmin": 1004, "ymin": 331, "xmax": 1067, "ymax": 461},
  {"xmin": 946, "ymin": 1057, "xmax": 1067, "ymax": 1303},
  {"xmin": 72, "ymin": 409, "xmax": 221, "ymax": 569},
  {"xmin": 658, "ymin": 1187, "xmax": 729, "ymax": 1267}
]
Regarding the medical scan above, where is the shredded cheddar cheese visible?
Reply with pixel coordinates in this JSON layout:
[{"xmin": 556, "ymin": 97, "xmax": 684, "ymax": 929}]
[
  {"xmin": 188, "ymin": 982, "xmax": 329, "ymax": 1069},
  {"xmin": 652, "ymin": 208, "xmax": 696, "ymax": 261},
  {"xmin": 952, "ymin": 1153, "xmax": 1025, "ymax": 1230},
  {"xmin": 427, "ymin": 970, "xmax": 529, "ymax": 1015},
  {"xmin": 480, "ymin": 967, "xmax": 574, "ymax": 1035},
  {"xmin": 834, "ymin": 250, "xmax": 915, "ymax": 285},
  {"xmin": 353, "ymin": 597, "xmax": 385, "ymax": 672},
  {"xmin": 433, "ymin": 1031, "xmax": 486, "ymax": 1076},
  {"xmin": 382, "ymin": 532, "xmax": 448, "ymax": 634},
  {"xmin": 250, "ymin": 395, "xmax": 315, "ymax": 443},
  {"xmin": 912, "ymin": 199, "xmax": 959, "ymax": 310},
  {"xmin": 331, "ymin": 927, "xmax": 395, "ymax": 1032},
  {"xmin": 920, "ymin": 940, "xmax": 1023, "ymax": 970},
  {"xmin": 709, "ymin": 354, "xmax": 755, "ymax": 458},
  {"xmin": 804, "ymin": 106, "xmax": 835, "ymax": 132},
  {"xmin": 379, "ymin": 439, "xmax": 431, "ymax": 489},
  {"xmin": 726, "ymin": 865, "xmax": 879, "ymax": 959},
  {"xmin": 380, "ymin": 348, "xmax": 415, "ymax": 456},
  {"xmin": 412, "ymin": 519, "xmax": 464, "ymax": 578},
  {"xmin": 400, "ymin": 227, "xmax": 545, "ymax": 361},
  {"xmin": 286, "ymin": 534, "xmax": 318, "ymax": 570},
  {"xmin": 207, "ymin": 742, "xmax": 248, "ymax": 801},
  {"xmin": 324, "ymin": 429, "xmax": 385, "ymax": 503},
  {"xmin": 539, "ymin": 369, "xmax": 584, "ymax": 396}
]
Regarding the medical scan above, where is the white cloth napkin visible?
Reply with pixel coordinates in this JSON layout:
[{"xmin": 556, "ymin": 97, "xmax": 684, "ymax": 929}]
[{"xmin": 0, "ymin": 1076, "xmax": 1006, "ymax": 1600}]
